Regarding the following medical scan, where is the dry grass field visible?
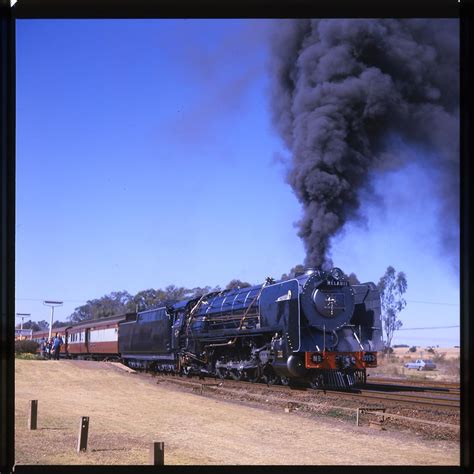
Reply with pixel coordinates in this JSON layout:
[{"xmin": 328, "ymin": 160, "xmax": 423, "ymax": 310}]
[
  {"xmin": 15, "ymin": 359, "xmax": 459, "ymax": 466},
  {"xmin": 368, "ymin": 346, "xmax": 460, "ymax": 382}
]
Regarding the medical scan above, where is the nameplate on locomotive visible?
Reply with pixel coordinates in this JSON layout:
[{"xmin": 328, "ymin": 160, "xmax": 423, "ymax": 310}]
[{"xmin": 325, "ymin": 280, "xmax": 348, "ymax": 287}]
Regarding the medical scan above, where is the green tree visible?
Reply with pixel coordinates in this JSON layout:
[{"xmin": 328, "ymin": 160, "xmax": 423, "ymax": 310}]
[
  {"xmin": 187, "ymin": 286, "xmax": 221, "ymax": 298},
  {"xmin": 18, "ymin": 320, "xmax": 39, "ymax": 331},
  {"xmin": 129, "ymin": 288, "xmax": 167, "ymax": 312},
  {"xmin": 52, "ymin": 320, "xmax": 69, "ymax": 329},
  {"xmin": 69, "ymin": 290, "xmax": 133, "ymax": 322},
  {"xmin": 37, "ymin": 320, "xmax": 50, "ymax": 330},
  {"xmin": 163, "ymin": 285, "xmax": 189, "ymax": 305},
  {"xmin": 377, "ymin": 266, "xmax": 407, "ymax": 352},
  {"xmin": 19, "ymin": 320, "xmax": 49, "ymax": 332}
]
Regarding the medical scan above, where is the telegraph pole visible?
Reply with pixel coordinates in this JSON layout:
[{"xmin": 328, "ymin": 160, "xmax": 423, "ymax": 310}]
[{"xmin": 16, "ymin": 312, "xmax": 30, "ymax": 331}]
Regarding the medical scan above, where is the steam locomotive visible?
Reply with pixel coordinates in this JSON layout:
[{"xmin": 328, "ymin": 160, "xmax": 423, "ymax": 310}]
[{"xmin": 33, "ymin": 268, "xmax": 383, "ymax": 388}]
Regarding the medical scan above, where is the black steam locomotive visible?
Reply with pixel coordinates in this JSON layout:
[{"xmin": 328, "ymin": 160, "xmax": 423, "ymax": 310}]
[{"xmin": 119, "ymin": 267, "xmax": 383, "ymax": 388}]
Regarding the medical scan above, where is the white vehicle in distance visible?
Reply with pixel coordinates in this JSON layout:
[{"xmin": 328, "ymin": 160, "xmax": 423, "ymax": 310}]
[{"xmin": 404, "ymin": 359, "xmax": 437, "ymax": 371}]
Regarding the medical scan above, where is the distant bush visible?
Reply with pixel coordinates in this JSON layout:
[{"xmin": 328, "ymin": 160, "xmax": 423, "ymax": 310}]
[
  {"xmin": 425, "ymin": 346, "xmax": 435, "ymax": 354},
  {"xmin": 387, "ymin": 364, "xmax": 401, "ymax": 376},
  {"xmin": 16, "ymin": 352, "xmax": 39, "ymax": 360},
  {"xmin": 432, "ymin": 352, "xmax": 447, "ymax": 364},
  {"xmin": 408, "ymin": 346, "xmax": 417, "ymax": 353},
  {"xmin": 15, "ymin": 339, "xmax": 39, "ymax": 354}
]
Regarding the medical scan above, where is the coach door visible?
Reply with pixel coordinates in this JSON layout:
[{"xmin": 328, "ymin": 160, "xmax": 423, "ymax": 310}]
[
  {"xmin": 85, "ymin": 328, "xmax": 90, "ymax": 354},
  {"xmin": 64, "ymin": 329, "xmax": 69, "ymax": 355}
]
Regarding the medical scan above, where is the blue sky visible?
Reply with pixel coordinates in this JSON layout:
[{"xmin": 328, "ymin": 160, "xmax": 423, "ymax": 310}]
[{"xmin": 15, "ymin": 19, "xmax": 459, "ymax": 347}]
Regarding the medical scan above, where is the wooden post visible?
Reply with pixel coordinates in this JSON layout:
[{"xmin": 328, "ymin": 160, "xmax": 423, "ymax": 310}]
[
  {"xmin": 77, "ymin": 417, "xmax": 89, "ymax": 452},
  {"xmin": 28, "ymin": 400, "xmax": 38, "ymax": 430},
  {"xmin": 356, "ymin": 408, "xmax": 360, "ymax": 427},
  {"xmin": 149, "ymin": 442, "xmax": 164, "ymax": 465}
]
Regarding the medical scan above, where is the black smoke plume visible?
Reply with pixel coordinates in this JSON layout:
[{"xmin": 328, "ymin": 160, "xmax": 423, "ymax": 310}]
[{"xmin": 269, "ymin": 19, "xmax": 459, "ymax": 269}]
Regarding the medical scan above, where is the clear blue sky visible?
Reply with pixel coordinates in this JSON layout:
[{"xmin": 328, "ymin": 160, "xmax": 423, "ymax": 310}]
[{"xmin": 15, "ymin": 19, "xmax": 459, "ymax": 347}]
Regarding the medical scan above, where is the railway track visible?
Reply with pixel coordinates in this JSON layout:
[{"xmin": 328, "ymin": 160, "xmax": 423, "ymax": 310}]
[
  {"xmin": 152, "ymin": 372, "xmax": 460, "ymax": 411},
  {"xmin": 363, "ymin": 382, "xmax": 460, "ymax": 400},
  {"xmin": 367, "ymin": 376, "xmax": 460, "ymax": 392},
  {"xmin": 328, "ymin": 387, "xmax": 459, "ymax": 409}
]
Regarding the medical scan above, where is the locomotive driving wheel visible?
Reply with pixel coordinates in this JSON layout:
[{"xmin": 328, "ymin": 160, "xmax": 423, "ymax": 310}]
[
  {"xmin": 217, "ymin": 368, "xmax": 227, "ymax": 379},
  {"xmin": 245, "ymin": 367, "xmax": 260, "ymax": 383},
  {"xmin": 230, "ymin": 369, "xmax": 245, "ymax": 381},
  {"xmin": 181, "ymin": 366, "xmax": 192, "ymax": 377},
  {"xmin": 280, "ymin": 376, "xmax": 290, "ymax": 386},
  {"xmin": 262, "ymin": 366, "xmax": 279, "ymax": 385}
]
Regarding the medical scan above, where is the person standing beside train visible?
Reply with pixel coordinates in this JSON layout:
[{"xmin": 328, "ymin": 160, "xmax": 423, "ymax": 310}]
[
  {"xmin": 52, "ymin": 333, "xmax": 63, "ymax": 360},
  {"xmin": 47, "ymin": 337, "xmax": 53, "ymax": 359},
  {"xmin": 40, "ymin": 338, "xmax": 47, "ymax": 358}
]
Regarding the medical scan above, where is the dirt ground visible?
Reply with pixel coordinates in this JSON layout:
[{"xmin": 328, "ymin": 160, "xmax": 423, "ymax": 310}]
[{"xmin": 15, "ymin": 359, "xmax": 459, "ymax": 466}]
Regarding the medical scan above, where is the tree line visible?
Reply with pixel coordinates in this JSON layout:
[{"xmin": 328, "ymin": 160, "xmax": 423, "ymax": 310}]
[{"xmin": 19, "ymin": 266, "xmax": 407, "ymax": 351}]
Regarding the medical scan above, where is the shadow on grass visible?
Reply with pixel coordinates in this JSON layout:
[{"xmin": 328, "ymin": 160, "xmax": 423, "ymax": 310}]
[
  {"xmin": 91, "ymin": 448, "xmax": 128, "ymax": 452},
  {"xmin": 40, "ymin": 427, "xmax": 68, "ymax": 431}
]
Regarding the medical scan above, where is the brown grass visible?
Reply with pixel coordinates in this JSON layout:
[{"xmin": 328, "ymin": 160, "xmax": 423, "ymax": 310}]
[
  {"xmin": 369, "ymin": 347, "xmax": 460, "ymax": 382},
  {"xmin": 15, "ymin": 359, "xmax": 459, "ymax": 465}
]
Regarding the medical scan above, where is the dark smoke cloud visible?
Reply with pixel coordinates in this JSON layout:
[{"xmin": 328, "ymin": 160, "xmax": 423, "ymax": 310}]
[{"xmin": 269, "ymin": 19, "xmax": 459, "ymax": 269}]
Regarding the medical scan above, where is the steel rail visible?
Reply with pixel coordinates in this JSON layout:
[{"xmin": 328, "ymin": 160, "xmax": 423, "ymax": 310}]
[
  {"xmin": 364, "ymin": 382, "xmax": 461, "ymax": 396},
  {"xmin": 153, "ymin": 373, "xmax": 460, "ymax": 410},
  {"xmin": 342, "ymin": 388, "xmax": 460, "ymax": 409},
  {"xmin": 368, "ymin": 377, "xmax": 460, "ymax": 391}
]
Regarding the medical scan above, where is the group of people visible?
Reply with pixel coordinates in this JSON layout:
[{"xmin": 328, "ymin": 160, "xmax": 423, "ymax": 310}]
[{"xmin": 41, "ymin": 333, "xmax": 63, "ymax": 360}]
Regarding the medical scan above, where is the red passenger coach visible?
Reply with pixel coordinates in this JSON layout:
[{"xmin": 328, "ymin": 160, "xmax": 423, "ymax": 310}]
[
  {"xmin": 87, "ymin": 315, "xmax": 124, "ymax": 356},
  {"xmin": 66, "ymin": 324, "xmax": 87, "ymax": 355},
  {"xmin": 66, "ymin": 315, "xmax": 125, "ymax": 359}
]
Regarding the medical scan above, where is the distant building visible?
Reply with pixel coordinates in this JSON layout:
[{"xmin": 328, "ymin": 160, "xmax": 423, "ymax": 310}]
[{"xmin": 15, "ymin": 329, "xmax": 33, "ymax": 341}]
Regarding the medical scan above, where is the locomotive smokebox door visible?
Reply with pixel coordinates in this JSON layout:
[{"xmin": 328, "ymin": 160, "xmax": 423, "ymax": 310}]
[
  {"xmin": 259, "ymin": 279, "xmax": 300, "ymax": 352},
  {"xmin": 300, "ymin": 270, "xmax": 355, "ymax": 332}
]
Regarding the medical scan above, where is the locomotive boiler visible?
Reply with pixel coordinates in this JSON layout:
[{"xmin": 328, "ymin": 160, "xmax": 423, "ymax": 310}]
[{"xmin": 118, "ymin": 267, "xmax": 383, "ymax": 388}]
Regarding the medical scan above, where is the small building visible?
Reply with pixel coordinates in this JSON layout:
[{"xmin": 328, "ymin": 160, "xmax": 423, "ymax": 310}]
[{"xmin": 15, "ymin": 328, "xmax": 33, "ymax": 341}]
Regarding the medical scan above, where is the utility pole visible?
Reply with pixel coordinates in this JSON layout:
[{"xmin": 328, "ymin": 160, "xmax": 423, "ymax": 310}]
[
  {"xmin": 43, "ymin": 301, "xmax": 63, "ymax": 340},
  {"xmin": 15, "ymin": 313, "xmax": 31, "ymax": 340},
  {"xmin": 15, "ymin": 312, "xmax": 30, "ymax": 331}
]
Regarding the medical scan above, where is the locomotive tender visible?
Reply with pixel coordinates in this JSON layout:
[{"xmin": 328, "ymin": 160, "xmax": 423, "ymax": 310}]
[{"xmin": 33, "ymin": 267, "xmax": 382, "ymax": 388}]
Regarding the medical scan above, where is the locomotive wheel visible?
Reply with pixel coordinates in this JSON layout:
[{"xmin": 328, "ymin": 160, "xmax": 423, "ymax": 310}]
[
  {"xmin": 237, "ymin": 370, "xmax": 246, "ymax": 381},
  {"xmin": 245, "ymin": 368, "xmax": 260, "ymax": 383},
  {"xmin": 265, "ymin": 374, "xmax": 280, "ymax": 385},
  {"xmin": 280, "ymin": 376, "xmax": 290, "ymax": 386},
  {"xmin": 182, "ymin": 366, "xmax": 192, "ymax": 377},
  {"xmin": 230, "ymin": 369, "xmax": 245, "ymax": 381},
  {"xmin": 262, "ymin": 369, "xmax": 279, "ymax": 385}
]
